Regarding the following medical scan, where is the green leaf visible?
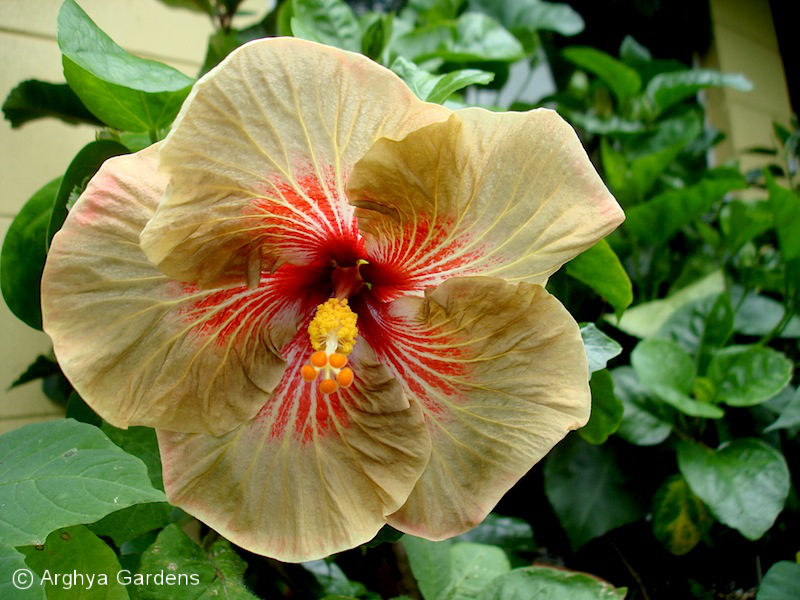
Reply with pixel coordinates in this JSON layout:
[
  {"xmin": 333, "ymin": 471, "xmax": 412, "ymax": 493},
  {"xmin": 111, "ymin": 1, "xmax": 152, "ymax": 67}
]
[
  {"xmin": 101, "ymin": 424, "xmax": 164, "ymax": 491},
  {"xmin": 446, "ymin": 543, "xmax": 511, "ymax": 599},
  {"xmin": 291, "ymin": 0, "xmax": 361, "ymax": 52},
  {"xmin": 58, "ymin": 0, "xmax": 194, "ymax": 132},
  {"xmin": 454, "ymin": 514, "xmax": 535, "ymax": 555},
  {"xmin": 731, "ymin": 288, "xmax": 800, "ymax": 338},
  {"xmin": 0, "ymin": 540, "xmax": 44, "ymax": 600},
  {"xmin": 361, "ymin": 13, "xmax": 393, "ymax": 61},
  {"xmin": 646, "ymin": 69, "xmax": 752, "ymax": 114},
  {"xmin": 156, "ymin": 0, "xmax": 214, "ymax": 14},
  {"xmin": 363, "ymin": 524, "xmax": 404, "ymax": 548},
  {"xmin": 543, "ymin": 434, "xmax": 645, "ymax": 550},
  {"xmin": 47, "ymin": 139, "xmax": 129, "ymax": 247},
  {"xmin": 20, "ymin": 526, "xmax": 129, "ymax": 599},
  {"xmin": 580, "ymin": 323, "xmax": 622, "ymax": 374},
  {"xmin": 89, "ymin": 502, "xmax": 172, "ymax": 547},
  {"xmin": 2, "ymin": 79, "xmax": 102, "ymax": 129},
  {"xmin": 562, "ymin": 47, "xmax": 641, "ymax": 102},
  {"xmin": 612, "ymin": 367, "xmax": 673, "ymax": 446},
  {"xmin": 619, "ymin": 35, "xmax": 651, "ymax": 64},
  {"xmin": 708, "ymin": 345, "xmax": 792, "ymax": 407},
  {"xmin": 476, "ymin": 565, "xmax": 626, "ymax": 599},
  {"xmin": 579, "ymin": 370, "xmax": 623, "ymax": 445},
  {"xmin": 651, "ymin": 475, "xmax": 712, "ymax": 556},
  {"xmin": 677, "ymin": 439, "xmax": 790, "ymax": 540},
  {"xmin": 403, "ymin": 536, "xmax": 452, "ymax": 600},
  {"xmin": 137, "ymin": 525, "xmax": 256, "ymax": 599},
  {"xmin": 9, "ymin": 355, "xmax": 60, "ymax": 389},
  {"xmin": 631, "ymin": 338, "xmax": 724, "ymax": 418},
  {"xmin": 469, "ymin": 0, "xmax": 585, "ymax": 48},
  {"xmin": 565, "ymin": 240, "xmax": 632, "ymax": 318},
  {"xmin": 0, "ymin": 419, "xmax": 165, "ymax": 547},
  {"xmin": 723, "ymin": 199, "xmax": 774, "ymax": 254},
  {"xmin": 757, "ymin": 561, "xmax": 800, "ymax": 600},
  {"xmin": 766, "ymin": 171, "xmax": 800, "ymax": 262},
  {"xmin": 765, "ymin": 387, "xmax": 800, "ymax": 432},
  {"xmin": 389, "ymin": 57, "xmax": 494, "ymax": 104},
  {"xmin": 566, "ymin": 112, "xmax": 645, "ymax": 136},
  {"xmin": 303, "ymin": 560, "xmax": 367, "ymax": 598},
  {"xmin": 1, "ymin": 177, "xmax": 62, "ymax": 329},
  {"xmin": 625, "ymin": 174, "xmax": 747, "ymax": 245}
]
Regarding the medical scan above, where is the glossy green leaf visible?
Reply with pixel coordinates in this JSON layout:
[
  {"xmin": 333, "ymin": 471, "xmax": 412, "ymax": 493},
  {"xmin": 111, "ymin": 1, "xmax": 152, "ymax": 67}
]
[
  {"xmin": 101, "ymin": 424, "xmax": 163, "ymax": 491},
  {"xmin": 476, "ymin": 565, "xmax": 626, "ymax": 599},
  {"xmin": 612, "ymin": 367, "xmax": 673, "ymax": 446},
  {"xmin": 20, "ymin": 526, "xmax": 129, "ymax": 599},
  {"xmin": 47, "ymin": 139, "xmax": 129, "ymax": 247},
  {"xmin": 2, "ymin": 79, "xmax": 102, "ymax": 129},
  {"xmin": 731, "ymin": 289, "xmax": 800, "ymax": 338},
  {"xmin": 390, "ymin": 57, "xmax": 494, "ymax": 103},
  {"xmin": 646, "ymin": 69, "xmax": 752, "ymax": 114},
  {"xmin": 403, "ymin": 536, "xmax": 452, "ymax": 600},
  {"xmin": 0, "ymin": 419, "xmax": 165, "ymax": 547},
  {"xmin": 757, "ymin": 561, "xmax": 800, "ymax": 600},
  {"xmin": 291, "ymin": 0, "xmax": 361, "ymax": 52},
  {"xmin": 363, "ymin": 524, "xmax": 404, "ymax": 548},
  {"xmin": 58, "ymin": 0, "xmax": 194, "ymax": 132},
  {"xmin": 1, "ymin": 177, "xmax": 62, "ymax": 330},
  {"xmin": 137, "ymin": 525, "xmax": 256, "ymax": 599},
  {"xmin": 651, "ymin": 475, "xmax": 712, "ymax": 556},
  {"xmin": 89, "ymin": 503, "xmax": 172, "ymax": 547},
  {"xmin": 562, "ymin": 46, "xmax": 641, "ymax": 101},
  {"xmin": 543, "ymin": 435, "xmax": 645, "ymax": 550},
  {"xmin": 469, "ymin": 0, "xmax": 584, "ymax": 44},
  {"xmin": 708, "ymin": 345, "xmax": 792, "ymax": 407},
  {"xmin": 567, "ymin": 112, "xmax": 645, "ymax": 135},
  {"xmin": 566, "ymin": 240, "xmax": 632, "ymax": 318},
  {"xmin": 677, "ymin": 439, "xmax": 790, "ymax": 540},
  {"xmin": 0, "ymin": 540, "xmax": 44, "ymax": 600},
  {"xmin": 455, "ymin": 514, "xmax": 535, "ymax": 555},
  {"xmin": 361, "ymin": 13, "xmax": 393, "ymax": 61},
  {"xmin": 303, "ymin": 560, "xmax": 368, "ymax": 598},
  {"xmin": 765, "ymin": 387, "xmax": 800, "ymax": 432},
  {"xmin": 631, "ymin": 338, "xmax": 724, "ymax": 418},
  {"xmin": 723, "ymin": 199, "xmax": 773, "ymax": 254},
  {"xmin": 766, "ymin": 171, "xmax": 800, "ymax": 261},
  {"xmin": 579, "ymin": 370, "xmax": 623, "ymax": 445},
  {"xmin": 580, "ymin": 323, "xmax": 622, "ymax": 374}
]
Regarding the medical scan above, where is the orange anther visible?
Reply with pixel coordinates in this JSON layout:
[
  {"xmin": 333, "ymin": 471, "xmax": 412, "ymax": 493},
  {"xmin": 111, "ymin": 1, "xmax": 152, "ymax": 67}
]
[
  {"xmin": 310, "ymin": 351, "xmax": 328, "ymax": 368},
  {"xmin": 337, "ymin": 367, "xmax": 354, "ymax": 388},
  {"xmin": 301, "ymin": 364, "xmax": 318, "ymax": 382},
  {"xmin": 319, "ymin": 379, "xmax": 338, "ymax": 395},
  {"xmin": 329, "ymin": 353, "xmax": 347, "ymax": 369}
]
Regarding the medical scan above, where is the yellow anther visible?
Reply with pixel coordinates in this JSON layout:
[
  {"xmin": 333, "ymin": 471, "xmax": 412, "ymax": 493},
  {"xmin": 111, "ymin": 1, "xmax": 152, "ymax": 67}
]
[{"xmin": 308, "ymin": 298, "xmax": 358, "ymax": 355}]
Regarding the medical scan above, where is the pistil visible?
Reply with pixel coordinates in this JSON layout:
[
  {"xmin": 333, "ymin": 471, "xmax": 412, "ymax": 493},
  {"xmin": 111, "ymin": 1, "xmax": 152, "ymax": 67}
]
[{"xmin": 301, "ymin": 298, "xmax": 358, "ymax": 394}]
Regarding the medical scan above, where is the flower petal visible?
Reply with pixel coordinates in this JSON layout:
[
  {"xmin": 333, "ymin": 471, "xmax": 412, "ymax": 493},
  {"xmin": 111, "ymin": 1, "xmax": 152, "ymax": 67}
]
[
  {"xmin": 158, "ymin": 334, "xmax": 431, "ymax": 562},
  {"xmin": 347, "ymin": 108, "xmax": 623, "ymax": 299},
  {"xmin": 140, "ymin": 37, "xmax": 449, "ymax": 288},
  {"xmin": 356, "ymin": 276, "xmax": 589, "ymax": 538},
  {"xmin": 42, "ymin": 145, "xmax": 325, "ymax": 435}
]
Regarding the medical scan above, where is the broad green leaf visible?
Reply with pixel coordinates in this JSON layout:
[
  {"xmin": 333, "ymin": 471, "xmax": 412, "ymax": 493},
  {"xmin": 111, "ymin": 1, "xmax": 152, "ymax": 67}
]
[
  {"xmin": 58, "ymin": 0, "xmax": 194, "ymax": 132},
  {"xmin": 615, "ymin": 270, "xmax": 725, "ymax": 338},
  {"xmin": 626, "ymin": 108, "xmax": 703, "ymax": 158},
  {"xmin": 403, "ymin": 536, "xmax": 452, "ymax": 600},
  {"xmin": 447, "ymin": 543, "xmax": 511, "ymax": 599},
  {"xmin": 599, "ymin": 138, "xmax": 629, "ymax": 201},
  {"xmin": 0, "ymin": 419, "xmax": 165, "ymax": 547},
  {"xmin": 9, "ymin": 355, "xmax": 59, "ymax": 389},
  {"xmin": 476, "ymin": 565, "xmax": 626, "ymax": 599},
  {"xmin": 723, "ymin": 199, "xmax": 773, "ymax": 254},
  {"xmin": 363, "ymin": 524, "xmax": 404, "ymax": 548},
  {"xmin": 361, "ymin": 12, "xmax": 393, "ymax": 61},
  {"xmin": 731, "ymin": 288, "xmax": 800, "ymax": 338},
  {"xmin": 291, "ymin": 0, "xmax": 361, "ymax": 52},
  {"xmin": 677, "ymin": 439, "xmax": 790, "ymax": 540},
  {"xmin": 404, "ymin": 0, "xmax": 464, "ymax": 22},
  {"xmin": 579, "ymin": 370, "xmax": 623, "ymax": 445},
  {"xmin": 89, "ymin": 503, "xmax": 172, "ymax": 547},
  {"xmin": 0, "ymin": 177, "xmax": 62, "ymax": 329},
  {"xmin": 566, "ymin": 112, "xmax": 645, "ymax": 136},
  {"xmin": 580, "ymin": 323, "xmax": 622, "ymax": 374},
  {"xmin": 612, "ymin": 367, "xmax": 673, "ymax": 446},
  {"xmin": 20, "ymin": 526, "xmax": 129, "ymax": 599},
  {"xmin": 765, "ymin": 387, "xmax": 800, "ymax": 432},
  {"xmin": 469, "ymin": 0, "xmax": 585, "ymax": 49},
  {"xmin": 390, "ymin": 57, "xmax": 493, "ymax": 103},
  {"xmin": 562, "ymin": 46, "xmax": 641, "ymax": 101},
  {"xmin": 0, "ymin": 540, "xmax": 44, "ymax": 600},
  {"xmin": 47, "ymin": 140, "xmax": 129, "ymax": 247},
  {"xmin": 303, "ymin": 560, "xmax": 367, "ymax": 598},
  {"xmin": 766, "ymin": 171, "xmax": 800, "ymax": 261},
  {"xmin": 543, "ymin": 435, "xmax": 645, "ymax": 550},
  {"xmin": 626, "ymin": 174, "xmax": 747, "ymax": 245},
  {"xmin": 651, "ymin": 475, "xmax": 712, "ymax": 556},
  {"xmin": 631, "ymin": 338, "xmax": 724, "ymax": 418},
  {"xmin": 566, "ymin": 240, "xmax": 632, "ymax": 318},
  {"xmin": 646, "ymin": 69, "xmax": 752, "ymax": 114},
  {"xmin": 137, "ymin": 525, "xmax": 256, "ymax": 599},
  {"xmin": 101, "ymin": 424, "xmax": 163, "ymax": 491},
  {"xmin": 2, "ymin": 79, "xmax": 102, "ymax": 129},
  {"xmin": 708, "ymin": 345, "xmax": 792, "ymax": 407},
  {"xmin": 757, "ymin": 561, "xmax": 800, "ymax": 600},
  {"xmin": 619, "ymin": 35, "xmax": 651, "ymax": 64},
  {"xmin": 455, "ymin": 514, "xmax": 535, "ymax": 555},
  {"xmin": 65, "ymin": 391, "xmax": 103, "ymax": 428}
]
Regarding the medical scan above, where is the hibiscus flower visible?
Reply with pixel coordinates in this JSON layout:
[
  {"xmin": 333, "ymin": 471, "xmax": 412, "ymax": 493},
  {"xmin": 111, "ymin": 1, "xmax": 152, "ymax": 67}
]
[{"xmin": 41, "ymin": 38, "xmax": 623, "ymax": 562}]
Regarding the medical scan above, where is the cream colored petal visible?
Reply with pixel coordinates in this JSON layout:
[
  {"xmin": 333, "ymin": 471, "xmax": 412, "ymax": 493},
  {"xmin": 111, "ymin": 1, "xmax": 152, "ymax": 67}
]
[
  {"xmin": 42, "ymin": 146, "xmax": 324, "ymax": 435},
  {"xmin": 359, "ymin": 276, "xmax": 590, "ymax": 539},
  {"xmin": 140, "ymin": 37, "xmax": 450, "ymax": 289},
  {"xmin": 158, "ymin": 335, "xmax": 431, "ymax": 562},
  {"xmin": 347, "ymin": 108, "xmax": 624, "ymax": 298}
]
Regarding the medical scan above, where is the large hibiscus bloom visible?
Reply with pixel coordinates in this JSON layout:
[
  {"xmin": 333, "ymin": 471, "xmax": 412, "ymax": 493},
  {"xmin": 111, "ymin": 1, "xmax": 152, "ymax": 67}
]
[{"xmin": 42, "ymin": 38, "xmax": 623, "ymax": 561}]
